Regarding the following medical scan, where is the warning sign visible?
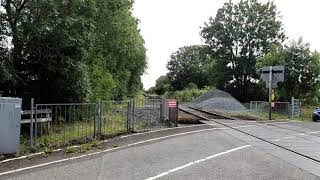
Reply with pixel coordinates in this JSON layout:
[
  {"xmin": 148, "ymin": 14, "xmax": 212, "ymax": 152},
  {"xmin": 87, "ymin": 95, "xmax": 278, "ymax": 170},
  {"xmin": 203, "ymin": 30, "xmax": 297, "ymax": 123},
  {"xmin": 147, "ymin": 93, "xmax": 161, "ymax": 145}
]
[{"xmin": 168, "ymin": 99, "xmax": 177, "ymax": 108}]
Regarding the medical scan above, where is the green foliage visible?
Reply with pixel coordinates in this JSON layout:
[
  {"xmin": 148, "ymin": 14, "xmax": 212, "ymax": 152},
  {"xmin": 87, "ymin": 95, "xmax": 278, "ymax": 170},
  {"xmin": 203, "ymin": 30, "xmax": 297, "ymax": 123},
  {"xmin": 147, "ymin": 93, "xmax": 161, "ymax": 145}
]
[
  {"xmin": 149, "ymin": 76, "xmax": 171, "ymax": 95},
  {"xmin": 165, "ymin": 86, "xmax": 211, "ymax": 102},
  {"xmin": 91, "ymin": 139, "xmax": 101, "ymax": 148},
  {"xmin": 167, "ymin": 45, "xmax": 213, "ymax": 90},
  {"xmin": 258, "ymin": 39, "xmax": 320, "ymax": 103},
  {"xmin": 0, "ymin": 0, "xmax": 146, "ymax": 102},
  {"xmin": 79, "ymin": 143, "xmax": 92, "ymax": 153},
  {"xmin": 201, "ymin": 0, "xmax": 285, "ymax": 102},
  {"xmin": 42, "ymin": 147, "xmax": 54, "ymax": 158},
  {"xmin": 65, "ymin": 146, "xmax": 79, "ymax": 154}
]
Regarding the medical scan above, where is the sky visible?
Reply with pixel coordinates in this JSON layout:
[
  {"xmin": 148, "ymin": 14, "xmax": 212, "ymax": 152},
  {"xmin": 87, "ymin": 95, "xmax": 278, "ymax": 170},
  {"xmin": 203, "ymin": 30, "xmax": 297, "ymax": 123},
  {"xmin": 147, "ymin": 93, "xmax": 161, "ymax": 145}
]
[{"xmin": 133, "ymin": 0, "xmax": 320, "ymax": 90}]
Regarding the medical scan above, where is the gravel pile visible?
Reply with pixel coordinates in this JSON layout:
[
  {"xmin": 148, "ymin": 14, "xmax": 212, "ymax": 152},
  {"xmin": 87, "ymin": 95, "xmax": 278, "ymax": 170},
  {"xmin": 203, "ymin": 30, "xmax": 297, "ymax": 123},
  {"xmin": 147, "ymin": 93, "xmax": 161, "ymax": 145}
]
[
  {"xmin": 193, "ymin": 89, "xmax": 247, "ymax": 112},
  {"xmin": 133, "ymin": 107, "xmax": 167, "ymax": 129},
  {"xmin": 134, "ymin": 108, "xmax": 161, "ymax": 122}
]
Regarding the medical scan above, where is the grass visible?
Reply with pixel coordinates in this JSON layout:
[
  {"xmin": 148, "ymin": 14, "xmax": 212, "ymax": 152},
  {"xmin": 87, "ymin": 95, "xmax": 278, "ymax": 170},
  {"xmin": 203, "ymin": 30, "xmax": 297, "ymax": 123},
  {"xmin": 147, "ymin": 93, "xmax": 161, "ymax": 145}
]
[
  {"xmin": 65, "ymin": 146, "xmax": 78, "ymax": 154},
  {"xmin": 7, "ymin": 98, "xmax": 156, "ymax": 159},
  {"xmin": 227, "ymin": 106, "xmax": 315, "ymax": 122},
  {"xmin": 13, "ymin": 110, "xmax": 129, "ymax": 159}
]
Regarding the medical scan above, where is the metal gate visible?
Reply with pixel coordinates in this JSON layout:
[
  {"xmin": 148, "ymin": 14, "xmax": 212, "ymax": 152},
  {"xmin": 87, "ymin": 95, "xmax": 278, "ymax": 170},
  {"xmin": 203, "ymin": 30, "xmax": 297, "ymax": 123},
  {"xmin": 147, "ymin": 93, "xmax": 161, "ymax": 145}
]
[{"xmin": 290, "ymin": 97, "xmax": 301, "ymax": 118}]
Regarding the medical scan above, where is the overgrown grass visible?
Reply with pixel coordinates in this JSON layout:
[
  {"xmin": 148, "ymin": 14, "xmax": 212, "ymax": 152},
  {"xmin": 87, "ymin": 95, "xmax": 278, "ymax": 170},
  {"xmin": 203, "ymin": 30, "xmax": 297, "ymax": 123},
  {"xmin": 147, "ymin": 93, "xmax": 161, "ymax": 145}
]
[{"xmin": 15, "ymin": 111, "xmax": 128, "ymax": 158}]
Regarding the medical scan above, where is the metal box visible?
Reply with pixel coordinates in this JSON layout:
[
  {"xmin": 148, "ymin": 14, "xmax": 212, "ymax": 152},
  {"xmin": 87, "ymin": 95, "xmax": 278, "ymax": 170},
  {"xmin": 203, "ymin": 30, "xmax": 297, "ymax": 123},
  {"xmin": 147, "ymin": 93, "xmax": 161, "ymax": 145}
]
[{"xmin": 0, "ymin": 97, "xmax": 22, "ymax": 154}]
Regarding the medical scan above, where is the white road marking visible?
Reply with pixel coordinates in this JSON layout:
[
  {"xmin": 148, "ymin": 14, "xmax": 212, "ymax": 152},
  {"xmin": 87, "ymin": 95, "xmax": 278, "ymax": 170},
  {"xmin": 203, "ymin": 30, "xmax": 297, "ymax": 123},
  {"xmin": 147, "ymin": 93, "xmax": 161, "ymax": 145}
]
[
  {"xmin": 224, "ymin": 121, "xmax": 255, "ymax": 125},
  {"xmin": 144, "ymin": 145, "xmax": 252, "ymax": 180},
  {"xmin": 0, "ymin": 127, "xmax": 228, "ymax": 176},
  {"xmin": 308, "ymin": 131, "xmax": 320, "ymax": 134},
  {"xmin": 1, "ymin": 124, "xmax": 209, "ymax": 164},
  {"xmin": 271, "ymin": 131, "xmax": 320, "ymax": 142}
]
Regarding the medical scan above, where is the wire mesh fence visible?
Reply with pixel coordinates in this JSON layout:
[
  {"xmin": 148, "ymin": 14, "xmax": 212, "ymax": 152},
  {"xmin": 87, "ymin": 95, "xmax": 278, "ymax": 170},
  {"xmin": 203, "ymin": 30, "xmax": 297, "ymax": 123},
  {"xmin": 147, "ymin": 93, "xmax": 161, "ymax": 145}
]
[
  {"xmin": 25, "ymin": 98, "xmax": 174, "ymax": 150},
  {"xmin": 133, "ymin": 98, "xmax": 166, "ymax": 131},
  {"xmin": 249, "ymin": 101, "xmax": 290, "ymax": 118}
]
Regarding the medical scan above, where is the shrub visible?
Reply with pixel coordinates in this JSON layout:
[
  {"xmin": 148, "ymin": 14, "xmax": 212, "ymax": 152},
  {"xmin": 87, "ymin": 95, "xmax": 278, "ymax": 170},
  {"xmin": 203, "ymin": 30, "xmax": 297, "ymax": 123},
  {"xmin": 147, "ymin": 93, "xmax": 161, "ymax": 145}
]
[{"xmin": 165, "ymin": 86, "xmax": 211, "ymax": 102}]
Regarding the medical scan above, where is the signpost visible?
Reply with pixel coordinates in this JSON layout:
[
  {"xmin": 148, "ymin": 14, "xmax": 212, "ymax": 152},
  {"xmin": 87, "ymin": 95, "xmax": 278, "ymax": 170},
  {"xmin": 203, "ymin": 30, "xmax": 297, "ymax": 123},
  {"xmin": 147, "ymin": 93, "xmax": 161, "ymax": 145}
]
[
  {"xmin": 167, "ymin": 99, "xmax": 178, "ymax": 127},
  {"xmin": 262, "ymin": 66, "xmax": 284, "ymax": 120}
]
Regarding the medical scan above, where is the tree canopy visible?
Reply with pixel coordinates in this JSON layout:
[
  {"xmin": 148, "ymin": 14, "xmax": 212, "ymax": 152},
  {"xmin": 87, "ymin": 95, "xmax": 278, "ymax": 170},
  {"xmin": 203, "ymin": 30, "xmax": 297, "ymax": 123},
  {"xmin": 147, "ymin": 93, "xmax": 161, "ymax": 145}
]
[
  {"xmin": 0, "ymin": 0, "xmax": 146, "ymax": 103},
  {"xmin": 167, "ymin": 45, "xmax": 212, "ymax": 90},
  {"xmin": 258, "ymin": 39, "xmax": 320, "ymax": 103},
  {"xmin": 201, "ymin": 0, "xmax": 285, "ymax": 102}
]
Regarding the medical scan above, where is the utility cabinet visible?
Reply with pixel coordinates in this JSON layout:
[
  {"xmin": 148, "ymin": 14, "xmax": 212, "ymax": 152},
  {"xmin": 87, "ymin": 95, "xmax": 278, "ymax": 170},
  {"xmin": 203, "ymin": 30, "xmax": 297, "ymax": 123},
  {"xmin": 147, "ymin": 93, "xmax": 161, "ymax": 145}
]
[{"xmin": 0, "ymin": 97, "xmax": 22, "ymax": 154}]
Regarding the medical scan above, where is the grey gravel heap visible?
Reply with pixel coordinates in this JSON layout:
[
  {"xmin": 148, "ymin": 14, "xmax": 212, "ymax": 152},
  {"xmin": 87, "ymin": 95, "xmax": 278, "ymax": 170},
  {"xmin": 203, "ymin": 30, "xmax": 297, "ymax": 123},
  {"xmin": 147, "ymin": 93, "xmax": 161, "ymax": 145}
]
[{"xmin": 193, "ymin": 89, "xmax": 247, "ymax": 112}]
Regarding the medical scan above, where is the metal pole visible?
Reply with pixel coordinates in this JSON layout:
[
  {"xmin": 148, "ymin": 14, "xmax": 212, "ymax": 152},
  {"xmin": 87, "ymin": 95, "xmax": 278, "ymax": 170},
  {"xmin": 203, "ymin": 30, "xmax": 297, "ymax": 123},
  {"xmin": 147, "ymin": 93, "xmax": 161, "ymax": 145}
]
[
  {"xmin": 127, "ymin": 101, "xmax": 130, "ymax": 133},
  {"xmin": 30, "ymin": 98, "xmax": 34, "ymax": 148},
  {"xmin": 100, "ymin": 100, "xmax": 103, "ymax": 137},
  {"xmin": 291, "ymin": 97, "xmax": 294, "ymax": 119},
  {"xmin": 268, "ymin": 66, "xmax": 272, "ymax": 120},
  {"xmin": 132, "ymin": 99, "xmax": 135, "ymax": 132}
]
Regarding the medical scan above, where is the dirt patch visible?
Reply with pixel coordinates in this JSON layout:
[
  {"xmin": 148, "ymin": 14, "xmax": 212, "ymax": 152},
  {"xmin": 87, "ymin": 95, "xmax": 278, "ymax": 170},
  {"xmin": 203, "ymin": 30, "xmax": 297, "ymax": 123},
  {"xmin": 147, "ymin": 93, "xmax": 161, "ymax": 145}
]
[{"xmin": 178, "ymin": 111, "xmax": 202, "ymax": 124}]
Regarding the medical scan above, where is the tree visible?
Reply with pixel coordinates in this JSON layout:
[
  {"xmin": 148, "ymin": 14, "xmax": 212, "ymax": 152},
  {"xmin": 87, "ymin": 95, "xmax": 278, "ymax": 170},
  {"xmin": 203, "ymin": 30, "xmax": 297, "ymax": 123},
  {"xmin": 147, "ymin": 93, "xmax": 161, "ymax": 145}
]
[
  {"xmin": 167, "ymin": 45, "xmax": 212, "ymax": 90},
  {"xmin": 201, "ymin": 0, "xmax": 286, "ymax": 102},
  {"xmin": 257, "ymin": 39, "xmax": 320, "ymax": 103},
  {"xmin": 87, "ymin": 0, "xmax": 147, "ymax": 100},
  {"xmin": 153, "ymin": 76, "xmax": 171, "ymax": 95},
  {"xmin": 0, "ymin": 0, "xmax": 147, "ymax": 102}
]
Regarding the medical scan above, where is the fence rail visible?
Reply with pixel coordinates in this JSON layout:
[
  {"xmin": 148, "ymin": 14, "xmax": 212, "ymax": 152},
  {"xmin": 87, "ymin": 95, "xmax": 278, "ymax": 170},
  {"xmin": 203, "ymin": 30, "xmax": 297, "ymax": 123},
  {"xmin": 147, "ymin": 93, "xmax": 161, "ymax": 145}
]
[
  {"xmin": 250, "ymin": 100, "xmax": 300, "ymax": 118},
  {"xmin": 24, "ymin": 98, "xmax": 176, "ymax": 149}
]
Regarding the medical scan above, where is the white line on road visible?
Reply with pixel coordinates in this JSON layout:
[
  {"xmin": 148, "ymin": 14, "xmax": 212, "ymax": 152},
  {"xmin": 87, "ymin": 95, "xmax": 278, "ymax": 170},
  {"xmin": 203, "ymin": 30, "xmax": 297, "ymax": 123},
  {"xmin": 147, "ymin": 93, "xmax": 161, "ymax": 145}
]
[
  {"xmin": 1, "ymin": 124, "xmax": 210, "ymax": 164},
  {"xmin": 0, "ymin": 127, "xmax": 227, "ymax": 177},
  {"xmin": 271, "ymin": 130, "xmax": 320, "ymax": 142},
  {"xmin": 144, "ymin": 145, "xmax": 252, "ymax": 180}
]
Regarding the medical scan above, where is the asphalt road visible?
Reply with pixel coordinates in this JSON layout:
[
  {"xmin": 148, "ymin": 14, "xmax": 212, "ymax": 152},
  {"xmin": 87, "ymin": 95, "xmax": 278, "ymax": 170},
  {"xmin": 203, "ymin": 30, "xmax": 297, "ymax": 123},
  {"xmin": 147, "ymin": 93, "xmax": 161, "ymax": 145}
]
[{"xmin": 1, "ymin": 120, "xmax": 320, "ymax": 180}]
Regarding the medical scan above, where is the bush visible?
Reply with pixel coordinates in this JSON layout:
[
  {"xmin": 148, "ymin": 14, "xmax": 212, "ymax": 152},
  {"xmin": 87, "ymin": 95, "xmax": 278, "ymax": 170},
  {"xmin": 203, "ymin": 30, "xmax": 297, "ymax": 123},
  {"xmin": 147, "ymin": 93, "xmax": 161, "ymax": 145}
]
[{"xmin": 165, "ymin": 86, "xmax": 211, "ymax": 102}]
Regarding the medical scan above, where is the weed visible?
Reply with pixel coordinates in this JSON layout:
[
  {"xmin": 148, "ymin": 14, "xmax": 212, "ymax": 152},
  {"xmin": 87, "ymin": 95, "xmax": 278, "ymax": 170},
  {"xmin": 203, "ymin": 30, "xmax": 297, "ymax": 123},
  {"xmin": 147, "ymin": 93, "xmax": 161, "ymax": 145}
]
[
  {"xmin": 79, "ymin": 144, "xmax": 92, "ymax": 153},
  {"xmin": 65, "ymin": 146, "xmax": 78, "ymax": 154},
  {"xmin": 0, "ymin": 155, "xmax": 5, "ymax": 161},
  {"xmin": 27, "ymin": 155, "xmax": 32, "ymax": 160},
  {"xmin": 42, "ymin": 147, "xmax": 54, "ymax": 157},
  {"xmin": 113, "ymin": 144, "xmax": 119, "ymax": 148},
  {"xmin": 91, "ymin": 139, "xmax": 101, "ymax": 148}
]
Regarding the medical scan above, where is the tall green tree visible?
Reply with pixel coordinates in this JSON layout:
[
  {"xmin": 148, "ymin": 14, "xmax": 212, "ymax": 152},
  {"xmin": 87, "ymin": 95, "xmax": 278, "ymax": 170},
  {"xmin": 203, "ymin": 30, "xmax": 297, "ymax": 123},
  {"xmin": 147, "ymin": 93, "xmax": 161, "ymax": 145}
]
[
  {"xmin": 153, "ymin": 75, "xmax": 171, "ymax": 95},
  {"xmin": 167, "ymin": 45, "xmax": 212, "ymax": 90},
  {"xmin": 201, "ymin": 0, "xmax": 286, "ymax": 102},
  {"xmin": 0, "ymin": 0, "xmax": 147, "ymax": 102},
  {"xmin": 87, "ymin": 0, "xmax": 146, "ymax": 100},
  {"xmin": 258, "ymin": 39, "xmax": 320, "ymax": 103}
]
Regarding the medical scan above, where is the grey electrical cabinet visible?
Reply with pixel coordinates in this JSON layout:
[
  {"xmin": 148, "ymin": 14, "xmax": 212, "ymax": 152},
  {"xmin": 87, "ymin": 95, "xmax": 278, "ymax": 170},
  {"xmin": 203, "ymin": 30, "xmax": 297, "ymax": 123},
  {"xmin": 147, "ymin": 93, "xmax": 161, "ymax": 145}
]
[{"xmin": 0, "ymin": 97, "xmax": 22, "ymax": 154}]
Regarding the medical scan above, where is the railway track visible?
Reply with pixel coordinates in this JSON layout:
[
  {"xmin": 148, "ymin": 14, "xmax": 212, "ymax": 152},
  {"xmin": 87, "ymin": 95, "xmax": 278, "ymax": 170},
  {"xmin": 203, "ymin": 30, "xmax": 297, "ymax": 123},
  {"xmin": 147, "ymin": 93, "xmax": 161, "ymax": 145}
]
[{"xmin": 180, "ymin": 105, "xmax": 320, "ymax": 164}]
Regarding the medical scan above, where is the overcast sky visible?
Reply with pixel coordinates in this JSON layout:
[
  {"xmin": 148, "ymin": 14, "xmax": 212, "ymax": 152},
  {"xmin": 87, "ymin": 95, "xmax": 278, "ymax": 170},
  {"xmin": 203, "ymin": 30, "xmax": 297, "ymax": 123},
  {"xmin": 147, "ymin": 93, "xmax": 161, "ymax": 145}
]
[{"xmin": 133, "ymin": 0, "xmax": 320, "ymax": 89}]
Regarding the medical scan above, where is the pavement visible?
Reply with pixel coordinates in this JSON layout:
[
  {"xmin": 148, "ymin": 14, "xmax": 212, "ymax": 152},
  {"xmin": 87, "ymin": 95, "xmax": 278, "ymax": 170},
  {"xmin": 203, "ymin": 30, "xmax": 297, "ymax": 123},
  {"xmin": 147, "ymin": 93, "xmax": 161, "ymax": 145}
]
[{"xmin": 1, "ymin": 120, "xmax": 320, "ymax": 180}]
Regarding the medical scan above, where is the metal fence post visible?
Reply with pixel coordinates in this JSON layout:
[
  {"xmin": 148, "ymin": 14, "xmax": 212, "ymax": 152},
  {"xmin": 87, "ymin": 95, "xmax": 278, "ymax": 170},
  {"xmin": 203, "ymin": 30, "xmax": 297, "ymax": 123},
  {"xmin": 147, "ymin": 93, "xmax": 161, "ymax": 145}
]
[
  {"xmin": 34, "ymin": 104, "xmax": 38, "ymax": 145},
  {"xmin": 127, "ymin": 101, "xmax": 130, "ymax": 133},
  {"xmin": 175, "ymin": 101, "xmax": 179, "ymax": 127},
  {"xmin": 30, "ymin": 98, "xmax": 34, "ymax": 148},
  {"xmin": 160, "ymin": 103, "xmax": 163, "ymax": 122},
  {"xmin": 132, "ymin": 99, "xmax": 135, "ymax": 132},
  {"xmin": 291, "ymin": 97, "xmax": 294, "ymax": 119},
  {"xmin": 99, "ymin": 100, "xmax": 103, "ymax": 138}
]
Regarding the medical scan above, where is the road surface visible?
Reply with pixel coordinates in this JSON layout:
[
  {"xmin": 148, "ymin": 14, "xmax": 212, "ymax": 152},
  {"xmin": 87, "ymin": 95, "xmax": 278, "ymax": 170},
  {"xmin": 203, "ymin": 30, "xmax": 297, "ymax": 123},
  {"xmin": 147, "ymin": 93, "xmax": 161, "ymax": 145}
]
[{"xmin": 1, "ymin": 119, "xmax": 320, "ymax": 180}]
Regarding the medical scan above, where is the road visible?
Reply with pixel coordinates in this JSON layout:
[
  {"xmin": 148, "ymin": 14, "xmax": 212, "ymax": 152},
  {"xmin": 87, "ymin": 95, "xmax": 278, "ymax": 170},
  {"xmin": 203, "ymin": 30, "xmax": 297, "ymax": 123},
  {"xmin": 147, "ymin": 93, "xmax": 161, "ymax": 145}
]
[{"xmin": 1, "ymin": 119, "xmax": 320, "ymax": 180}]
